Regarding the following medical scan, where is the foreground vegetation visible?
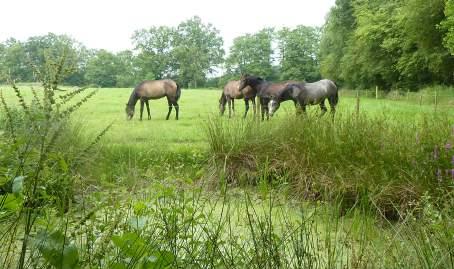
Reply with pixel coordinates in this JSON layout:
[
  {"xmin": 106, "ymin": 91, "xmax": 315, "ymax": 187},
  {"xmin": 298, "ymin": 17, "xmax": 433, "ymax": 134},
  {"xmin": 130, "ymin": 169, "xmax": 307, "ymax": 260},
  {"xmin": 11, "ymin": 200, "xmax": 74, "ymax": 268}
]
[{"xmin": 0, "ymin": 78, "xmax": 453, "ymax": 268}]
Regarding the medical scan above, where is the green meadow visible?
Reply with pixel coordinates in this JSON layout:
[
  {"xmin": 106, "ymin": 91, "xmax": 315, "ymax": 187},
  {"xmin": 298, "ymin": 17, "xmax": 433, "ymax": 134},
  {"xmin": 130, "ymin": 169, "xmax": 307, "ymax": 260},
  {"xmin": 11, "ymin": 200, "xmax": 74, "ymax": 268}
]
[{"xmin": 1, "ymin": 85, "xmax": 453, "ymax": 268}]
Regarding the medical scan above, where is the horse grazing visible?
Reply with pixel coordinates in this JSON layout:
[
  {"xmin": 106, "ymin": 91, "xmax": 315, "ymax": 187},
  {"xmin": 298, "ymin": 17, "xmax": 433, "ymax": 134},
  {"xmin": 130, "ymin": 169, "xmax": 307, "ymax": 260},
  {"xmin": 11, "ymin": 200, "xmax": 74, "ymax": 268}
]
[
  {"xmin": 268, "ymin": 80, "xmax": 338, "ymax": 117},
  {"xmin": 125, "ymin": 79, "xmax": 181, "ymax": 120},
  {"xmin": 238, "ymin": 74, "xmax": 297, "ymax": 120},
  {"xmin": 219, "ymin": 80, "xmax": 256, "ymax": 118}
]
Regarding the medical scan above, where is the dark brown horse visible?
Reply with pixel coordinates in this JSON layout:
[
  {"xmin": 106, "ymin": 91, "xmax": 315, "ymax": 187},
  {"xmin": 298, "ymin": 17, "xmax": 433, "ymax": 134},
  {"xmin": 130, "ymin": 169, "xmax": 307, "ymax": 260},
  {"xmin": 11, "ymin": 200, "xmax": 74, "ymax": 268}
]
[
  {"xmin": 219, "ymin": 80, "xmax": 256, "ymax": 118},
  {"xmin": 125, "ymin": 79, "xmax": 181, "ymax": 120},
  {"xmin": 238, "ymin": 74, "xmax": 297, "ymax": 120}
]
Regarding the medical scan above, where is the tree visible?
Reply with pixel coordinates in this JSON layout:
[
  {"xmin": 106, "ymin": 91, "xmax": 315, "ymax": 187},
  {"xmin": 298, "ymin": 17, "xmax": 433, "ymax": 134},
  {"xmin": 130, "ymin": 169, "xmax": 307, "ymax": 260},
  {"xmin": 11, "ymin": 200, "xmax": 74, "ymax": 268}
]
[
  {"xmin": 132, "ymin": 26, "xmax": 176, "ymax": 80},
  {"xmin": 340, "ymin": 0, "xmax": 401, "ymax": 89},
  {"xmin": 173, "ymin": 16, "xmax": 224, "ymax": 88},
  {"xmin": 441, "ymin": 0, "xmax": 454, "ymax": 55},
  {"xmin": 115, "ymin": 50, "xmax": 138, "ymax": 87},
  {"xmin": 0, "ymin": 38, "xmax": 32, "ymax": 82},
  {"xmin": 24, "ymin": 33, "xmax": 87, "ymax": 85},
  {"xmin": 278, "ymin": 26, "xmax": 321, "ymax": 82},
  {"xmin": 319, "ymin": 0, "xmax": 356, "ymax": 84},
  {"xmin": 226, "ymin": 28, "xmax": 274, "ymax": 79},
  {"xmin": 394, "ymin": 0, "xmax": 454, "ymax": 87},
  {"xmin": 319, "ymin": 0, "xmax": 454, "ymax": 89},
  {"xmin": 85, "ymin": 49, "xmax": 119, "ymax": 87}
]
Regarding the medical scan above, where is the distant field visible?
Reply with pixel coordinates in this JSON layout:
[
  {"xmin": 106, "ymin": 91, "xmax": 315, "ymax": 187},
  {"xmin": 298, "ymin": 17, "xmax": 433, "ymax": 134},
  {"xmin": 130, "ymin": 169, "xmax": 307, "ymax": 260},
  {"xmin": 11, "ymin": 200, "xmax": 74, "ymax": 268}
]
[{"xmin": 1, "ymin": 86, "xmax": 453, "ymax": 152}]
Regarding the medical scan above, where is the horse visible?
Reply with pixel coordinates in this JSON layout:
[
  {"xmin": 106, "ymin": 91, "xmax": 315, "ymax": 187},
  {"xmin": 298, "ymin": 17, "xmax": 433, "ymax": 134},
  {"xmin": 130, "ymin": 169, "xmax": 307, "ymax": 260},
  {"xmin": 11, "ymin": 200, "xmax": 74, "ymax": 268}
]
[
  {"xmin": 238, "ymin": 74, "xmax": 297, "ymax": 120},
  {"xmin": 268, "ymin": 80, "xmax": 338, "ymax": 117},
  {"xmin": 125, "ymin": 79, "xmax": 181, "ymax": 120},
  {"xmin": 219, "ymin": 80, "xmax": 256, "ymax": 118}
]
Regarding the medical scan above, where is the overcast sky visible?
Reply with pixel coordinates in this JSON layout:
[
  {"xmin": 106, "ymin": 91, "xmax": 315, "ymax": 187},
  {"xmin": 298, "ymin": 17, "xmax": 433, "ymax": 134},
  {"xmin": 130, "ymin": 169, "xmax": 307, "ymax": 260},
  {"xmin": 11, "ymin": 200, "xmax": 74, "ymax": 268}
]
[{"xmin": 1, "ymin": 0, "xmax": 335, "ymax": 52}]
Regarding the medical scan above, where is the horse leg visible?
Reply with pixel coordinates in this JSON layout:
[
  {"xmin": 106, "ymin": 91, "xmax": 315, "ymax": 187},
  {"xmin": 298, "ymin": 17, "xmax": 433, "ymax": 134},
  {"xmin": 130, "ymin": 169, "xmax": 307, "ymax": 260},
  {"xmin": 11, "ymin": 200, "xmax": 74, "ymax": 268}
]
[
  {"xmin": 319, "ymin": 99, "xmax": 327, "ymax": 117},
  {"xmin": 145, "ymin": 100, "xmax": 151, "ymax": 120},
  {"xmin": 328, "ymin": 97, "xmax": 336, "ymax": 121},
  {"xmin": 252, "ymin": 98, "xmax": 256, "ymax": 116},
  {"xmin": 265, "ymin": 103, "xmax": 270, "ymax": 120},
  {"xmin": 232, "ymin": 99, "xmax": 235, "ymax": 116},
  {"xmin": 173, "ymin": 100, "xmax": 179, "ymax": 120},
  {"xmin": 261, "ymin": 98, "xmax": 267, "ymax": 121},
  {"xmin": 244, "ymin": 99, "xmax": 249, "ymax": 118},
  {"xmin": 139, "ymin": 100, "xmax": 144, "ymax": 121},
  {"xmin": 227, "ymin": 97, "xmax": 232, "ymax": 118},
  {"xmin": 166, "ymin": 99, "xmax": 173, "ymax": 120}
]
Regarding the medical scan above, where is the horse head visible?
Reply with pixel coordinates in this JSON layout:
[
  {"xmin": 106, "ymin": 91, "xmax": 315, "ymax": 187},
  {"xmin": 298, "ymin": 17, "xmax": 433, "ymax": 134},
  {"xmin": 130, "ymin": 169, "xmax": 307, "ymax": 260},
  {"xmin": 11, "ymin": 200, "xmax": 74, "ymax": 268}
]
[
  {"xmin": 219, "ymin": 95, "xmax": 226, "ymax": 115},
  {"xmin": 239, "ymin": 74, "xmax": 263, "ymax": 93},
  {"xmin": 125, "ymin": 103, "xmax": 135, "ymax": 120},
  {"xmin": 268, "ymin": 95, "xmax": 281, "ymax": 117},
  {"xmin": 238, "ymin": 74, "xmax": 250, "ymax": 92}
]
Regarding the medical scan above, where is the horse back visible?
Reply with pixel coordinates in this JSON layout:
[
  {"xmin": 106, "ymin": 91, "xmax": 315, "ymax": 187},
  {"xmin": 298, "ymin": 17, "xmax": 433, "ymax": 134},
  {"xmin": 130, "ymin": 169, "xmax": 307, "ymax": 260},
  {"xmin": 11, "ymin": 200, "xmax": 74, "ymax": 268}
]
[
  {"xmin": 260, "ymin": 80, "xmax": 298, "ymax": 98},
  {"xmin": 224, "ymin": 80, "xmax": 254, "ymax": 99},
  {"xmin": 135, "ymin": 79, "xmax": 178, "ymax": 99}
]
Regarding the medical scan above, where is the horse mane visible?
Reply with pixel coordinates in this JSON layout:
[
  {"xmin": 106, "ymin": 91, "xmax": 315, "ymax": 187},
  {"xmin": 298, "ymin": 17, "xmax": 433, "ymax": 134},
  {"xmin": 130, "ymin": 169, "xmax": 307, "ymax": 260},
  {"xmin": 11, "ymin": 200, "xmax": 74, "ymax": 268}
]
[
  {"xmin": 248, "ymin": 75, "xmax": 263, "ymax": 83},
  {"xmin": 127, "ymin": 88, "xmax": 139, "ymax": 107}
]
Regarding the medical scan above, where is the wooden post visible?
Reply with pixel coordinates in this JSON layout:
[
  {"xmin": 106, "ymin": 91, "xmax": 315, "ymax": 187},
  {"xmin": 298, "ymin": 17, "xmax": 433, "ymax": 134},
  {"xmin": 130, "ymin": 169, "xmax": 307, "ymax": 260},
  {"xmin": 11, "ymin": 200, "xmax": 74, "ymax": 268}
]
[
  {"xmin": 434, "ymin": 90, "xmax": 438, "ymax": 112},
  {"xmin": 356, "ymin": 90, "xmax": 360, "ymax": 116},
  {"xmin": 419, "ymin": 95, "xmax": 423, "ymax": 106},
  {"xmin": 375, "ymin": 86, "xmax": 378, "ymax": 99}
]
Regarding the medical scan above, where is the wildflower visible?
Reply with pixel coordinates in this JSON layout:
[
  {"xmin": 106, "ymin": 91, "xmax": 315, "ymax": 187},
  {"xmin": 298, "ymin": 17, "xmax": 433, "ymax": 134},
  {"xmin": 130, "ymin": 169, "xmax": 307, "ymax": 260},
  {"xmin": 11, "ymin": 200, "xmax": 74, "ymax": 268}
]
[
  {"xmin": 433, "ymin": 146, "xmax": 439, "ymax": 159},
  {"xmin": 436, "ymin": 169, "xmax": 442, "ymax": 182},
  {"xmin": 445, "ymin": 143, "xmax": 452, "ymax": 150}
]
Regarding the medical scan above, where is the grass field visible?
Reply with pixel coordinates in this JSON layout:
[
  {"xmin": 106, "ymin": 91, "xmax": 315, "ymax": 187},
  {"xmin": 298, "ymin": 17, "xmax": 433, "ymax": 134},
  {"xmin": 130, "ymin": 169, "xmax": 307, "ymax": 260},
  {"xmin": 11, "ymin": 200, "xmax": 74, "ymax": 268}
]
[
  {"xmin": 1, "ymin": 85, "xmax": 453, "ymax": 268},
  {"xmin": 2, "ymin": 86, "xmax": 452, "ymax": 183}
]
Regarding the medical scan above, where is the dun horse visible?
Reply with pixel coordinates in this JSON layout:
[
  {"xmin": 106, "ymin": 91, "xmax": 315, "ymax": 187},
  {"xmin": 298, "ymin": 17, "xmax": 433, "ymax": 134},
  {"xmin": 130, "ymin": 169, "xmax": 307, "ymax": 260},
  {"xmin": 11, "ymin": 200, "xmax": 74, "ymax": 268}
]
[
  {"xmin": 268, "ymin": 80, "xmax": 338, "ymax": 117},
  {"xmin": 125, "ymin": 79, "xmax": 181, "ymax": 120},
  {"xmin": 238, "ymin": 74, "xmax": 297, "ymax": 120},
  {"xmin": 219, "ymin": 80, "xmax": 256, "ymax": 118}
]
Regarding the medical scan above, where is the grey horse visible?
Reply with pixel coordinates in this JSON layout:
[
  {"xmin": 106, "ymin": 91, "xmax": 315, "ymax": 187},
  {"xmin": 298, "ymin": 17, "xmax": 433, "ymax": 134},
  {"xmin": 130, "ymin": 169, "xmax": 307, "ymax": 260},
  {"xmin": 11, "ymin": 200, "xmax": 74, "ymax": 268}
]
[{"xmin": 268, "ymin": 79, "xmax": 338, "ymax": 116}]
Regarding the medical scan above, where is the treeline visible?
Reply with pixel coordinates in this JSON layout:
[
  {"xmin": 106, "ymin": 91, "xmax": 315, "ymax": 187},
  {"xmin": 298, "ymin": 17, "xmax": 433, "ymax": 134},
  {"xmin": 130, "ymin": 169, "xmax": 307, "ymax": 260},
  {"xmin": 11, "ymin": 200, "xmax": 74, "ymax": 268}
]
[
  {"xmin": 320, "ymin": 0, "xmax": 454, "ymax": 90},
  {"xmin": 0, "ymin": 16, "xmax": 320, "ymax": 88},
  {"xmin": 2, "ymin": 0, "xmax": 454, "ymax": 90}
]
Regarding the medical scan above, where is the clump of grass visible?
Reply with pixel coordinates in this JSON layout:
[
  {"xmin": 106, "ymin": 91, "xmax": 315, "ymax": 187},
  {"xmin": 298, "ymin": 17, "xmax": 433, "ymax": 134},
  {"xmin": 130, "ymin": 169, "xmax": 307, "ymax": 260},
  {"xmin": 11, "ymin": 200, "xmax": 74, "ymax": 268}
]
[{"xmin": 205, "ymin": 112, "xmax": 454, "ymax": 219}]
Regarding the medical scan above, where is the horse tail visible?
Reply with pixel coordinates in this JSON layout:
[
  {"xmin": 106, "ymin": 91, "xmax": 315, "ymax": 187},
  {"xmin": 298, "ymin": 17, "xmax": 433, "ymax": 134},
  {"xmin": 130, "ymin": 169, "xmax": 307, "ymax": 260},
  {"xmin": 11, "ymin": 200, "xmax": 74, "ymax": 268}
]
[
  {"xmin": 332, "ymin": 90, "xmax": 339, "ymax": 106},
  {"xmin": 175, "ymin": 83, "xmax": 182, "ymax": 101},
  {"xmin": 330, "ymin": 80, "xmax": 339, "ymax": 106}
]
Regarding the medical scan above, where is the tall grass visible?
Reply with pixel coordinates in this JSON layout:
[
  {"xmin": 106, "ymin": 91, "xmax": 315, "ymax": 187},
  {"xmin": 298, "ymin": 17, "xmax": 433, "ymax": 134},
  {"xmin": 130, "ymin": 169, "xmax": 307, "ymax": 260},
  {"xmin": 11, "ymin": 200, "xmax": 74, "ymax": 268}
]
[{"xmin": 205, "ymin": 112, "xmax": 454, "ymax": 219}]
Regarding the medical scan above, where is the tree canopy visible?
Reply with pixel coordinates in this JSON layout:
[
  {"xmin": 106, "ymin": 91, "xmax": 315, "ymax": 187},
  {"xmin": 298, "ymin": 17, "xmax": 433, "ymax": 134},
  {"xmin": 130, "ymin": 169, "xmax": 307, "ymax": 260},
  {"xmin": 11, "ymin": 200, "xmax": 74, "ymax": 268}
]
[
  {"xmin": 320, "ymin": 0, "xmax": 454, "ymax": 90},
  {"xmin": 1, "ymin": 5, "xmax": 453, "ymax": 90}
]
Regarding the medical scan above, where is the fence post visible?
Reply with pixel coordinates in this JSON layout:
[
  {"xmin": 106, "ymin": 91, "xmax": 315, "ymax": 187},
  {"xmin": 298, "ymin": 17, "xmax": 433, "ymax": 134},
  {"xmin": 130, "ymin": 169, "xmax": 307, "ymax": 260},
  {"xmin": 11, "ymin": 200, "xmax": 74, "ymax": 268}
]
[
  {"xmin": 419, "ymin": 95, "xmax": 423, "ymax": 106},
  {"xmin": 434, "ymin": 90, "xmax": 438, "ymax": 112},
  {"xmin": 375, "ymin": 86, "xmax": 378, "ymax": 99},
  {"xmin": 356, "ymin": 90, "xmax": 360, "ymax": 116}
]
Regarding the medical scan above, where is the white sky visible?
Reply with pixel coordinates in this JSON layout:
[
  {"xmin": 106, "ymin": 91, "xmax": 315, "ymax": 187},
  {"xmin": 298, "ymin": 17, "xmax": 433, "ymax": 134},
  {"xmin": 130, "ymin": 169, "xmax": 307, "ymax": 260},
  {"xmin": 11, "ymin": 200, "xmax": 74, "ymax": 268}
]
[{"xmin": 0, "ymin": 0, "xmax": 335, "ymax": 52}]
